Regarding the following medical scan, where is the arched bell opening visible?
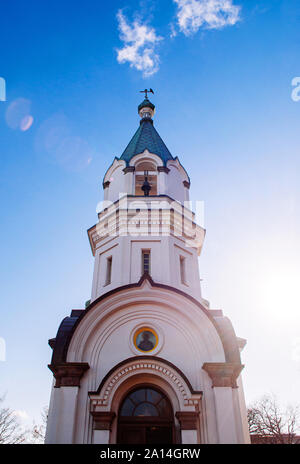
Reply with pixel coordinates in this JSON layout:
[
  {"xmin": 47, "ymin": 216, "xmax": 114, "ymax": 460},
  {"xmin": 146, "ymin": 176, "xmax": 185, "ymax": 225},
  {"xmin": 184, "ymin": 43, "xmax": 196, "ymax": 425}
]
[
  {"xmin": 134, "ymin": 160, "xmax": 158, "ymax": 196},
  {"xmin": 117, "ymin": 384, "xmax": 175, "ymax": 444}
]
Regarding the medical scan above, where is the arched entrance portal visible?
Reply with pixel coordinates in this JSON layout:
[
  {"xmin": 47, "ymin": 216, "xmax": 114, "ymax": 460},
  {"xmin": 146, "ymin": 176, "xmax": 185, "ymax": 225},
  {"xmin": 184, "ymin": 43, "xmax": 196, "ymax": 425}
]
[{"xmin": 117, "ymin": 386, "xmax": 174, "ymax": 444}]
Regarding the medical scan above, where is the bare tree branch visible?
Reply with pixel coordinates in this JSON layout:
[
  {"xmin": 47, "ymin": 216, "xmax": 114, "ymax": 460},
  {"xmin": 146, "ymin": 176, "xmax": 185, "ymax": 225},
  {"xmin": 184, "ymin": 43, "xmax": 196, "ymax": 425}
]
[
  {"xmin": 0, "ymin": 396, "xmax": 27, "ymax": 444},
  {"xmin": 247, "ymin": 394, "xmax": 300, "ymax": 444},
  {"xmin": 30, "ymin": 406, "xmax": 48, "ymax": 444}
]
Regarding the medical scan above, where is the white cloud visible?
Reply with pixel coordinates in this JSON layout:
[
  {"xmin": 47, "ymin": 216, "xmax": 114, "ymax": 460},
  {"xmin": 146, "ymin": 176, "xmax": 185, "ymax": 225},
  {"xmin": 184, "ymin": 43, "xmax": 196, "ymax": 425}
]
[
  {"xmin": 174, "ymin": 0, "xmax": 241, "ymax": 35},
  {"xmin": 116, "ymin": 11, "xmax": 162, "ymax": 77},
  {"xmin": 13, "ymin": 410, "xmax": 30, "ymax": 421},
  {"xmin": 170, "ymin": 23, "xmax": 178, "ymax": 38}
]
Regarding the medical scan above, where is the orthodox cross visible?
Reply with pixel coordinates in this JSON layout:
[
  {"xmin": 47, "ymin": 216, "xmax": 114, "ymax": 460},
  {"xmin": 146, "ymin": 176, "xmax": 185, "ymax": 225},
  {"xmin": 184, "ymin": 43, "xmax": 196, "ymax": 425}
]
[{"xmin": 140, "ymin": 88, "xmax": 154, "ymax": 99}]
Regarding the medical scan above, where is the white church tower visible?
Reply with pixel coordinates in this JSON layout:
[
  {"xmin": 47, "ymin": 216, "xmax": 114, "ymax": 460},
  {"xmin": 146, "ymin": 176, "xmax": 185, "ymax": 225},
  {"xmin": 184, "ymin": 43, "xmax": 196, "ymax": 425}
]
[{"xmin": 45, "ymin": 93, "xmax": 250, "ymax": 444}]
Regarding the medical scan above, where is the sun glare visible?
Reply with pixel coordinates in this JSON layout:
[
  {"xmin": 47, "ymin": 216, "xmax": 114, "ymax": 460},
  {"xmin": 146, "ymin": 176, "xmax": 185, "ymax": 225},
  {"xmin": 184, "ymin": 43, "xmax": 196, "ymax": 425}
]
[{"xmin": 257, "ymin": 265, "xmax": 300, "ymax": 321}]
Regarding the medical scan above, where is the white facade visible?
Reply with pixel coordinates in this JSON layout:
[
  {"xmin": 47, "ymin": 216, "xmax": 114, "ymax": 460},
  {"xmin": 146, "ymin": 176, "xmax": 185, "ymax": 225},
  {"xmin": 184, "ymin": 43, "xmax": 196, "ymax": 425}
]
[{"xmin": 45, "ymin": 98, "xmax": 250, "ymax": 444}]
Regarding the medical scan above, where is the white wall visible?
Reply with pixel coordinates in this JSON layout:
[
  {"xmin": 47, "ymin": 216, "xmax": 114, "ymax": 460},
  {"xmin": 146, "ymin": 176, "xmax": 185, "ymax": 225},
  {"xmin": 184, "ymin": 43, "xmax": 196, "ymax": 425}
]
[{"xmin": 91, "ymin": 234, "xmax": 202, "ymax": 301}]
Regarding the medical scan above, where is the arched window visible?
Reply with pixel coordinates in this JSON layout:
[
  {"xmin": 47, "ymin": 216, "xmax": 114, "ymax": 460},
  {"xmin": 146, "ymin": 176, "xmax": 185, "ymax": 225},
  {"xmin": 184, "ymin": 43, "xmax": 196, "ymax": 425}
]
[
  {"xmin": 135, "ymin": 161, "xmax": 157, "ymax": 195},
  {"xmin": 119, "ymin": 387, "xmax": 172, "ymax": 418}
]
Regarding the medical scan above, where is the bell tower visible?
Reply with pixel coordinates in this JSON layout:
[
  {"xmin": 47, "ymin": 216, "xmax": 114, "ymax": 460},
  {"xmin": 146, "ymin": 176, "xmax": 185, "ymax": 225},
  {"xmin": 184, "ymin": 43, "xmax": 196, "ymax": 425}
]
[
  {"xmin": 89, "ymin": 95, "xmax": 204, "ymax": 303},
  {"xmin": 45, "ymin": 94, "xmax": 250, "ymax": 444}
]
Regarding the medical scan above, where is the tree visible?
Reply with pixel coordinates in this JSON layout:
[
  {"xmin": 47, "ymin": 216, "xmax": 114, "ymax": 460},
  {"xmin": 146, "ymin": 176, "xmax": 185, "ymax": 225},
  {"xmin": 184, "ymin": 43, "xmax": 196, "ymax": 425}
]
[
  {"xmin": 247, "ymin": 394, "xmax": 300, "ymax": 444},
  {"xmin": 31, "ymin": 407, "xmax": 48, "ymax": 444},
  {"xmin": 0, "ymin": 396, "xmax": 27, "ymax": 444}
]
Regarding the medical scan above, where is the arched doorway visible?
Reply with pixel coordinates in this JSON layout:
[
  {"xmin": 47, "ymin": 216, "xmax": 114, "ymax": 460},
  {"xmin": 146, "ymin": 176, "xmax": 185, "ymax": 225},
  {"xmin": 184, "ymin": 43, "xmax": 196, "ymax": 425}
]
[{"xmin": 117, "ymin": 386, "xmax": 174, "ymax": 444}]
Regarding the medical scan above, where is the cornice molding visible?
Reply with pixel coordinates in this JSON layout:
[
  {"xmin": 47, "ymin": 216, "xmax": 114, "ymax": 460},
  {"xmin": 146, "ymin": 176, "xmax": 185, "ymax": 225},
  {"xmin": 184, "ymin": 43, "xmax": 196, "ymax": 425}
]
[
  {"xmin": 103, "ymin": 181, "xmax": 110, "ymax": 189},
  {"xmin": 123, "ymin": 166, "xmax": 135, "ymax": 174},
  {"xmin": 157, "ymin": 166, "xmax": 170, "ymax": 173},
  {"xmin": 48, "ymin": 362, "xmax": 90, "ymax": 388},
  {"xmin": 91, "ymin": 411, "xmax": 116, "ymax": 430},
  {"xmin": 175, "ymin": 411, "xmax": 199, "ymax": 430},
  {"xmin": 202, "ymin": 362, "xmax": 244, "ymax": 388}
]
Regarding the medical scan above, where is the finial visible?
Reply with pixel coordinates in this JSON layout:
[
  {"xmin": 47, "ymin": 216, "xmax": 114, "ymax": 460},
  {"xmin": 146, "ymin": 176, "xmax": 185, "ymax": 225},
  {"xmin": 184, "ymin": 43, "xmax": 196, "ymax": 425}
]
[
  {"xmin": 140, "ymin": 88, "xmax": 154, "ymax": 99},
  {"xmin": 138, "ymin": 90, "xmax": 155, "ymax": 121}
]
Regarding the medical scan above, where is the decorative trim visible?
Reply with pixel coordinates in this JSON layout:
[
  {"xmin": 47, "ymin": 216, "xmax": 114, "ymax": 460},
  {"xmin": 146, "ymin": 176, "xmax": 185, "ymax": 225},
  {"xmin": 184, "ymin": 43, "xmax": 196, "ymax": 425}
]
[
  {"xmin": 103, "ymin": 181, "xmax": 110, "ymax": 189},
  {"xmin": 91, "ymin": 411, "xmax": 116, "ymax": 430},
  {"xmin": 175, "ymin": 411, "xmax": 198, "ymax": 430},
  {"xmin": 48, "ymin": 362, "xmax": 89, "ymax": 388},
  {"xmin": 123, "ymin": 166, "xmax": 135, "ymax": 174},
  {"xmin": 157, "ymin": 166, "xmax": 170, "ymax": 174},
  {"xmin": 183, "ymin": 181, "xmax": 190, "ymax": 189},
  {"xmin": 202, "ymin": 362, "xmax": 244, "ymax": 388},
  {"xmin": 89, "ymin": 356, "xmax": 202, "ymax": 408}
]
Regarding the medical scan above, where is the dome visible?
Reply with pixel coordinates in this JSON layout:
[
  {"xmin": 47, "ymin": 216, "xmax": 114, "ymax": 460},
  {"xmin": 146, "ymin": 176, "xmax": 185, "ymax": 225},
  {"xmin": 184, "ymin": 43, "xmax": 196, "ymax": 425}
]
[{"xmin": 138, "ymin": 98, "xmax": 155, "ymax": 112}]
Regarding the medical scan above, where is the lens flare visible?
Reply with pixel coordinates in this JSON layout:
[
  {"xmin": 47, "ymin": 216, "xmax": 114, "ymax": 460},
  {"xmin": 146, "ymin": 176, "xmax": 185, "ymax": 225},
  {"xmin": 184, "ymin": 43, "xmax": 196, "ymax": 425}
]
[
  {"xmin": 5, "ymin": 98, "xmax": 33, "ymax": 131},
  {"xmin": 35, "ymin": 113, "xmax": 94, "ymax": 171},
  {"xmin": 20, "ymin": 115, "xmax": 34, "ymax": 131}
]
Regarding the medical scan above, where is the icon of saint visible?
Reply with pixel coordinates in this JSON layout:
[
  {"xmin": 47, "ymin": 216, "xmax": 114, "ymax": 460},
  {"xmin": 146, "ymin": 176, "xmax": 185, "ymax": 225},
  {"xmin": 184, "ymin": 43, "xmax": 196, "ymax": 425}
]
[{"xmin": 138, "ymin": 331, "xmax": 154, "ymax": 351}]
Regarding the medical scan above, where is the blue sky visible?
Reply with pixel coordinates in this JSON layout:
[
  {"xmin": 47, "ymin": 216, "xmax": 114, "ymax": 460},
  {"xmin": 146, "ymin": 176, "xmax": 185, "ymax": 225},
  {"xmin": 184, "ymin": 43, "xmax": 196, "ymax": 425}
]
[{"xmin": 1, "ymin": 0, "xmax": 300, "ymax": 428}]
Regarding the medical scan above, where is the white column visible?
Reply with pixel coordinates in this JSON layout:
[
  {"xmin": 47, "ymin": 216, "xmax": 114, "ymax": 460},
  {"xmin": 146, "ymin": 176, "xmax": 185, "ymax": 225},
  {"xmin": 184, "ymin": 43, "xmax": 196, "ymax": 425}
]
[
  {"xmin": 202, "ymin": 362, "xmax": 244, "ymax": 444},
  {"xmin": 45, "ymin": 382, "xmax": 61, "ymax": 444},
  {"xmin": 91, "ymin": 248, "xmax": 100, "ymax": 301},
  {"xmin": 234, "ymin": 375, "xmax": 251, "ymax": 443},
  {"xmin": 181, "ymin": 430, "xmax": 198, "ymax": 444},
  {"xmin": 124, "ymin": 169, "xmax": 135, "ymax": 195},
  {"xmin": 45, "ymin": 386, "xmax": 79, "ymax": 444},
  {"xmin": 158, "ymin": 170, "xmax": 167, "ymax": 195},
  {"xmin": 93, "ymin": 430, "xmax": 110, "ymax": 444},
  {"xmin": 90, "ymin": 411, "xmax": 116, "ymax": 444},
  {"xmin": 183, "ymin": 184, "xmax": 190, "ymax": 202},
  {"xmin": 176, "ymin": 411, "xmax": 200, "ymax": 444},
  {"xmin": 56, "ymin": 387, "xmax": 79, "ymax": 444},
  {"xmin": 213, "ymin": 387, "xmax": 238, "ymax": 444}
]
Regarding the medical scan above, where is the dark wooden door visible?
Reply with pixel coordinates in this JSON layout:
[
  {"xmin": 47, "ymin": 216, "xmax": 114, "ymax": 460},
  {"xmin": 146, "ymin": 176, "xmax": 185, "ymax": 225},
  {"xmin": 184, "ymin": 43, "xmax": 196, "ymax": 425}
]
[
  {"xmin": 118, "ymin": 425, "xmax": 145, "ymax": 444},
  {"xmin": 145, "ymin": 425, "xmax": 173, "ymax": 444},
  {"xmin": 118, "ymin": 424, "xmax": 173, "ymax": 444}
]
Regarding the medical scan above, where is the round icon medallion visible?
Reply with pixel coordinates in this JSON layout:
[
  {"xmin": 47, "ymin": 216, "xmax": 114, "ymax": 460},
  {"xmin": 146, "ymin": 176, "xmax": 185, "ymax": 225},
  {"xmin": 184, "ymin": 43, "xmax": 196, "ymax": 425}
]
[{"xmin": 133, "ymin": 327, "xmax": 158, "ymax": 353}]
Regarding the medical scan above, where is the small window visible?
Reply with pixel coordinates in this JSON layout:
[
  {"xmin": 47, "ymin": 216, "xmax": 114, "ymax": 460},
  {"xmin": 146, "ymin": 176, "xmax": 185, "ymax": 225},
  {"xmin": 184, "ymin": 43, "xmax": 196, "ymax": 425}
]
[
  {"xmin": 105, "ymin": 256, "xmax": 112, "ymax": 286},
  {"xmin": 142, "ymin": 250, "xmax": 151, "ymax": 274},
  {"xmin": 180, "ymin": 256, "xmax": 187, "ymax": 285}
]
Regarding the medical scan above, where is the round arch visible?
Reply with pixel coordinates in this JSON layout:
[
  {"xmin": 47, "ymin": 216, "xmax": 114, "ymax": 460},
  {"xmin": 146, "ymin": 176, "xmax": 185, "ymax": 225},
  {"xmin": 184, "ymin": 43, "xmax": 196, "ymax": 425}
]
[{"xmin": 117, "ymin": 383, "xmax": 175, "ymax": 444}]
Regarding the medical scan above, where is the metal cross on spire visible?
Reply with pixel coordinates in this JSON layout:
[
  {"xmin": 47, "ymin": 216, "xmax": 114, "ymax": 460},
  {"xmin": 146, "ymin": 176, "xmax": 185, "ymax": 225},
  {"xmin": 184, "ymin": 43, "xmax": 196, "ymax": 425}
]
[{"xmin": 140, "ymin": 88, "xmax": 154, "ymax": 99}]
